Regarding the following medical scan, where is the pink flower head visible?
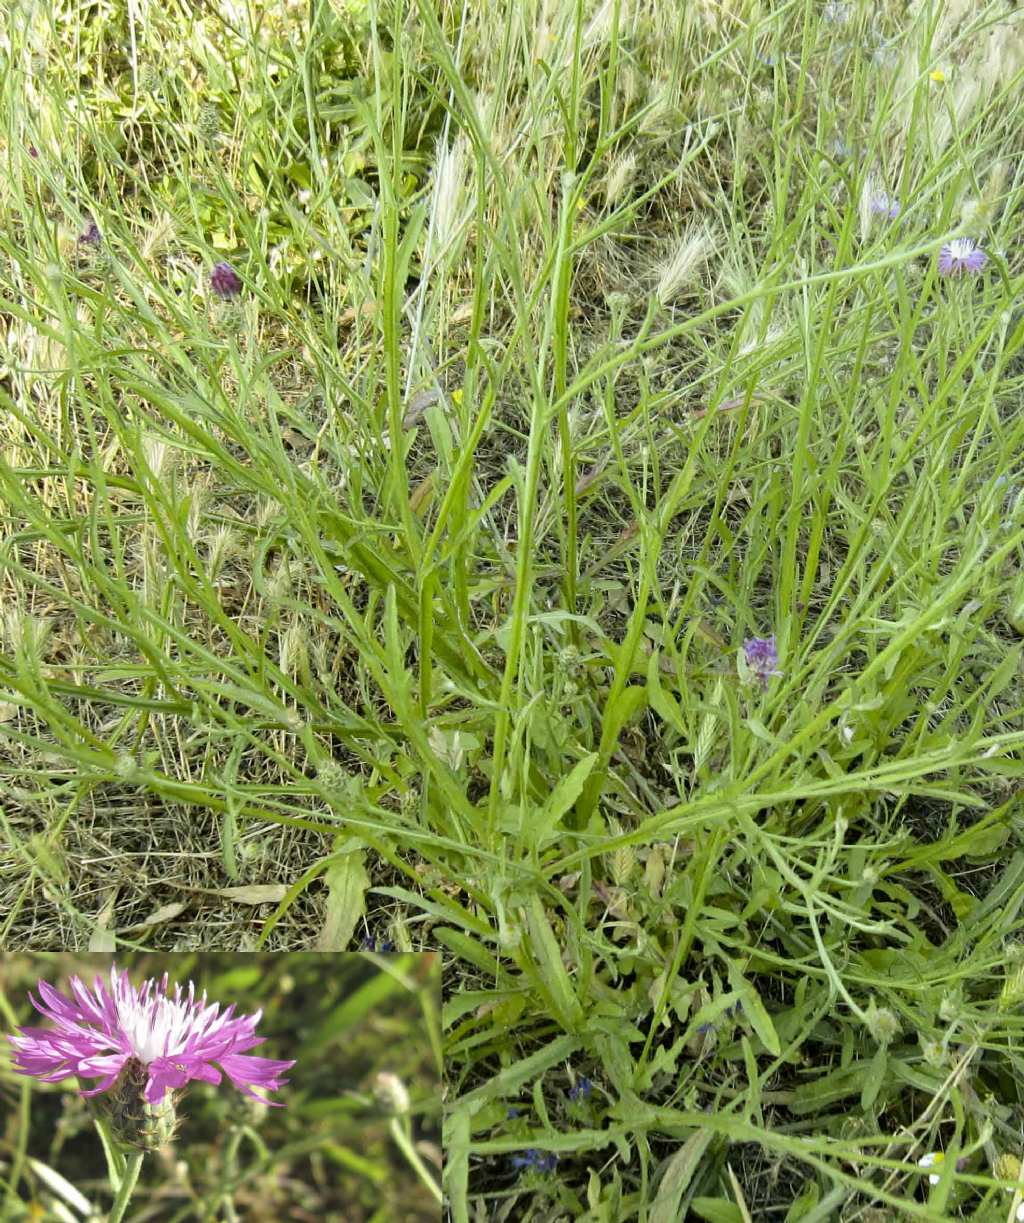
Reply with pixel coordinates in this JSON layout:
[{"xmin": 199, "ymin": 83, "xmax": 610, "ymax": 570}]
[
  {"xmin": 210, "ymin": 260, "xmax": 243, "ymax": 299},
  {"xmin": 938, "ymin": 238, "xmax": 987, "ymax": 276},
  {"xmin": 743, "ymin": 635, "xmax": 783, "ymax": 687},
  {"xmin": 6, "ymin": 965, "xmax": 295, "ymax": 1107}
]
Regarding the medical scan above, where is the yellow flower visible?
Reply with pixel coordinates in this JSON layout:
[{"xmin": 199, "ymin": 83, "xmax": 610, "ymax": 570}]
[{"xmin": 930, "ymin": 69, "xmax": 945, "ymax": 82}]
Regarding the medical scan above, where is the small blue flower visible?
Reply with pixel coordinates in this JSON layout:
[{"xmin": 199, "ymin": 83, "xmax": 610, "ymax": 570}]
[
  {"xmin": 507, "ymin": 1106, "xmax": 521, "ymax": 1119},
  {"xmin": 511, "ymin": 1149, "xmax": 558, "ymax": 1173},
  {"xmin": 567, "ymin": 1076, "xmax": 592, "ymax": 1101}
]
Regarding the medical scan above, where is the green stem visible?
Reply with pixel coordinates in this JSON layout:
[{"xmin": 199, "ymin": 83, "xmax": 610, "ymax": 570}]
[
  {"xmin": 389, "ymin": 1116, "xmax": 442, "ymax": 1204},
  {"xmin": 107, "ymin": 1149, "xmax": 145, "ymax": 1223}
]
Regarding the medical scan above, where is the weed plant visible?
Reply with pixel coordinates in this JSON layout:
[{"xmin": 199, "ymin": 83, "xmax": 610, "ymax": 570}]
[{"xmin": 2, "ymin": 0, "xmax": 1024, "ymax": 1218}]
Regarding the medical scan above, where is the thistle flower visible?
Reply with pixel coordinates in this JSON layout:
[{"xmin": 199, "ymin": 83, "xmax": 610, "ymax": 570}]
[
  {"xmin": 210, "ymin": 261, "xmax": 243, "ymax": 299},
  {"xmin": 197, "ymin": 101, "xmax": 221, "ymax": 145},
  {"xmin": 78, "ymin": 215, "xmax": 102, "ymax": 247},
  {"xmin": 6, "ymin": 965, "xmax": 295, "ymax": 1122},
  {"xmin": 938, "ymin": 238, "xmax": 987, "ymax": 276},
  {"xmin": 742, "ymin": 635, "xmax": 783, "ymax": 687},
  {"xmin": 28, "ymin": 145, "xmax": 38, "ymax": 158}
]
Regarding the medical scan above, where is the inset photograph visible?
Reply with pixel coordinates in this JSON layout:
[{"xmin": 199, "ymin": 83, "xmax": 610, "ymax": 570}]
[{"xmin": 0, "ymin": 953, "xmax": 440, "ymax": 1222}]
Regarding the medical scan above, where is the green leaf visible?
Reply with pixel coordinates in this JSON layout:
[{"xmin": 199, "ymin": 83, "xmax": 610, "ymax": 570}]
[
  {"xmin": 691, "ymin": 1200, "xmax": 744, "ymax": 1223},
  {"xmin": 444, "ymin": 1107, "xmax": 470, "ymax": 1223},
  {"xmin": 315, "ymin": 838, "xmax": 370, "ymax": 950},
  {"xmin": 784, "ymin": 1181, "xmax": 821, "ymax": 1221},
  {"xmin": 860, "ymin": 1045, "xmax": 887, "ymax": 1112},
  {"xmin": 647, "ymin": 650, "xmax": 687, "ymax": 736},
  {"xmin": 726, "ymin": 964, "xmax": 781, "ymax": 1056},
  {"xmin": 521, "ymin": 894, "xmax": 584, "ymax": 1030},
  {"xmin": 530, "ymin": 752, "xmax": 599, "ymax": 846},
  {"xmin": 651, "ymin": 1129, "xmax": 714, "ymax": 1223}
]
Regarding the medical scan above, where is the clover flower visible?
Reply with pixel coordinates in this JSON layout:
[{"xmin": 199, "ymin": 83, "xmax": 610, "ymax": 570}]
[
  {"xmin": 210, "ymin": 261, "xmax": 243, "ymax": 299},
  {"xmin": 938, "ymin": 238, "xmax": 987, "ymax": 276},
  {"xmin": 6, "ymin": 965, "xmax": 295, "ymax": 1114},
  {"xmin": 743, "ymin": 635, "xmax": 783, "ymax": 687}
]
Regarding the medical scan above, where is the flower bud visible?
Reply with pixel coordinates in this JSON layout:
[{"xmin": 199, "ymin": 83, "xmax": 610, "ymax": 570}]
[
  {"xmin": 93, "ymin": 1057, "xmax": 182, "ymax": 1151},
  {"xmin": 864, "ymin": 999, "xmax": 900, "ymax": 1046}
]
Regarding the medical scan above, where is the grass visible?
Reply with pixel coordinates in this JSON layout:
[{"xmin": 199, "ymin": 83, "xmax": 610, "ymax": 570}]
[{"xmin": 2, "ymin": 0, "xmax": 1024, "ymax": 1217}]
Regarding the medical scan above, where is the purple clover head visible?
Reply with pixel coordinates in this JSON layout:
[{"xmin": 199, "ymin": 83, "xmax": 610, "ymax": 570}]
[
  {"xmin": 870, "ymin": 192, "xmax": 900, "ymax": 219},
  {"xmin": 742, "ymin": 635, "xmax": 783, "ymax": 687},
  {"xmin": 210, "ymin": 260, "xmax": 243, "ymax": 299},
  {"xmin": 5, "ymin": 965, "xmax": 295, "ymax": 1117},
  {"xmin": 938, "ymin": 238, "xmax": 987, "ymax": 276}
]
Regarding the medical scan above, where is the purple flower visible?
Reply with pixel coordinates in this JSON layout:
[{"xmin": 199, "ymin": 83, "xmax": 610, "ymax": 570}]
[
  {"xmin": 743, "ymin": 635, "xmax": 783, "ymax": 686},
  {"xmin": 567, "ymin": 1076, "xmax": 592, "ymax": 1101},
  {"xmin": 938, "ymin": 238, "xmax": 987, "ymax": 276},
  {"xmin": 210, "ymin": 261, "xmax": 243, "ymax": 299},
  {"xmin": 511, "ymin": 1149, "xmax": 558, "ymax": 1173},
  {"xmin": 6, "ymin": 965, "xmax": 295, "ymax": 1108},
  {"xmin": 78, "ymin": 216, "xmax": 102, "ymax": 247},
  {"xmin": 28, "ymin": 145, "xmax": 38, "ymax": 158},
  {"xmin": 870, "ymin": 192, "xmax": 900, "ymax": 219}
]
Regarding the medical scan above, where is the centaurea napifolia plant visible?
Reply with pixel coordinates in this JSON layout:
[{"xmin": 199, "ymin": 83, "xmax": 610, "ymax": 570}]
[{"xmin": 6, "ymin": 965, "xmax": 294, "ymax": 1222}]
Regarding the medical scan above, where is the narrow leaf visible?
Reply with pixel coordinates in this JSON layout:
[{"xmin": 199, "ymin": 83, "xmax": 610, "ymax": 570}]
[{"xmin": 316, "ymin": 841, "xmax": 370, "ymax": 950}]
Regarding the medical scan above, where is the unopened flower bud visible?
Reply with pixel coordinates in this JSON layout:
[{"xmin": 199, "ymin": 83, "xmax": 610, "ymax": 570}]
[{"xmin": 374, "ymin": 1071, "xmax": 410, "ymax": 1115}]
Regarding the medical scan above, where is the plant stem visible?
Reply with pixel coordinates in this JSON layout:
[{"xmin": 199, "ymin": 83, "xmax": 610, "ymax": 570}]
[{"xmin": 107, "ymin": 1150, "xmax": 145, "ymax": 1223}]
